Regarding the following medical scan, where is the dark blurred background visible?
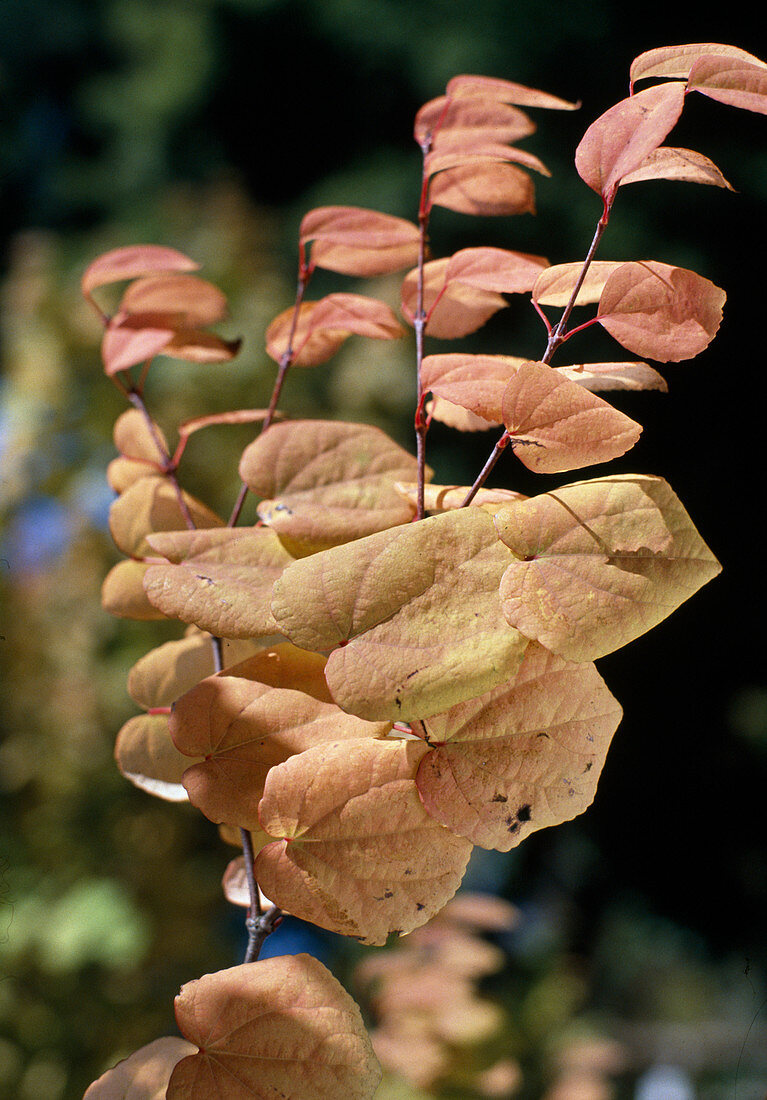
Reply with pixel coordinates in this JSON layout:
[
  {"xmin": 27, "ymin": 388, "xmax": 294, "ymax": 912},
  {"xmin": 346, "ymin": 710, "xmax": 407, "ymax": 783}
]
[{"xmin": 1, "ymin": 2, "xmax": 766, "ymax": 1097}]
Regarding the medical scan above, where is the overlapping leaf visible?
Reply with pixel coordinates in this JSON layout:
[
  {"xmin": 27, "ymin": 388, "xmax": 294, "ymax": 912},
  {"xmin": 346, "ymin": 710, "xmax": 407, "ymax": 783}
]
[
  {"xmin": 255, "ymin": 739, "xmax": 472, "ymax": 944},
  {"xmin": 271, "ymin": 507, "xmax": 528, "ymax": 721},
  {"xmin": 619, "ymin": 147, "xmax": 734, "ymax": 189},
  {"xmin": 429, "ymin": 161, "xmax": 537, "ymax": 216},
  {"xmin": 169, "ymin": 675, "xmax": 390, "ymax": 831},
  {"xmin": 556, "ymin": 362, "xmax": 667, "ymax": 392},
  {"xmin": 127, "ymin": 629, "xmax": 259, "ymax": 710},
  {"xmin": 444, "ymin": 74, "xmax": 579, "ymax": 111},
  {"xmin": 81, "ymin": 245, "xmax": 199, "ymax": 301},
  {"xmin": 83, "ymin": 1036, "xmax": 196, "ymax": 1099},
  {"xmin": 414, "ymin": 95, "xmax": 536, "ymax": 147},
  {"xmin": 266, "ymin": 294, "xmax": 404, "ymax": 368},
  {"xmin": 494, "ymin": 474, "xmax": 721, "ymax": 661},
  {"xmin": 143, "ymin": 526, "xmax": 295, "ymax": 638},
  {"xmin": 168, "ymin": 955, "xmax": 382, "ymax": 1099},
  {"xmin": 394, "ymin": 482, "xmax": 526, "ymax": 515},
  {"xmin": 630, "ymin": 43, "xmax": 767, "ymax": 86},
  {"xmin": 115, "ymin": 713, "xmax": 198, "ymax": 802},
  {"xmin": 414, "ymin": 643, "xmax": 622, "ymax": 850},
  {"xmin": 575, "ymin": 83, "xmax": 686, "ymax": 198},
  {"xmin": 239, "ymin": 419, "xmax": 420, "ymax": 554},
  {"xmin": 102, "ymin": 559, "xmax": 169, "ymax": 621},
  {"xmin": 687, "ymin": 55, "xmax": 767, "ymax": 114},
  {"xmin": 108, "ymin": 476, "xmax": 223, "ymax": 558},
  {"xmin": 597, "ymin": 261, "xmax": 725, "ymax": 361},
  {"xmin": 421, "ymin": 353, "xmax": 527, "ymax": 423},
  {"xmin": 299, "ymin": 206, "xmax": 421, "ymax": 276}
]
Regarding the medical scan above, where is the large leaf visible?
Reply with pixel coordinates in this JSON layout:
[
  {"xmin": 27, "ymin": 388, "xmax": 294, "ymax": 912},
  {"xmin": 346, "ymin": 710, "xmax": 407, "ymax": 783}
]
[
  {"xmin": 169, "ymin": 675, "xmax": 389, "ymax": 831},
  {"xmin": 299, "ymin": 206, "xmax": 420, "ymax": 275},
  {"xmin": 168, "ymin": 955, "xmax": 382, "ymax": 1099},
  {"xmin": 108, "ymin": 476, "xmax": 223, "ymax": 558},
  {"xmin": 415, "ymin": 95, "xmax": 536, "ymax": 147},
  {"xmin": 255, "ymin": 739, "xmax": 472, "ymax": 944},
  {"xmin": 575, "ymin": 83, "xmax": 686, "ymax": 198},
  {"xmin": 494, "ymin": 474, "xmax": 722, "ymax": 661},
  {"xmin": 115, "ymin": 713, "xmax": 198, "ymax": 802},
  {"xmin": 271, "ymin": 507, "xmax": 528, "ymax": 721},
  {"xmin": 630, "ymin": 43, "xmax": 767, "ymax": 86},
  {"xmin": 240, "ymin": 420, "xmax": 419, "ymax": 554},
  {"xmin": 143, "ymin": 526, "xmax": 294, "ymax": 638},
  {"xmin": 84, "ymin": 1037, "xmax": 196, "ymax": 1099},
  {"xmin": 428, "ymin": 161, "xmax": 536, "ymax": 216},
  {"xmin": 688, "ymin": 55, "xmax": 767, "ymax": 114},
  {"xmin": 266, "ymin": 294, "xmax": 404, "ymax": 368},
  {"xmin": 415, "ymin": 643, "xmax": 622, "ymax": 850},
  {"xmin": 401, "ymin": 259, "xmax": 507, "ymax": 338},
  {"xmin": 597, "ymin": 261, "xmax": 725, "ymax": 362}
]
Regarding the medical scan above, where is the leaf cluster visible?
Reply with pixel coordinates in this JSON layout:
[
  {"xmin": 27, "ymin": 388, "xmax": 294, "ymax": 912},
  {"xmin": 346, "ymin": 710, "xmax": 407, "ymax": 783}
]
[{"xmin": 81, "ymin": 43, "xmax": 764, "ymax": 1098}]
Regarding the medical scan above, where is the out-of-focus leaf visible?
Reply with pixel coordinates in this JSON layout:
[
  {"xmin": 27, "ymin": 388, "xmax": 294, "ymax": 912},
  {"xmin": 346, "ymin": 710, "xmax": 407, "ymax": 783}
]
[
  {"xmin": 240, "ymin": 420, "xmax": 419, "ymax": 555},
  {"xmin": 113, "ymin": 408, "xmax": 168, "ymax": 465},
  {"xmin": 495, "ymin": 474, "xmax": 722, "ymax": 661},
  {"xmin": 82, "ymin": 245, "xmax": 198, "ymax": 299},
  {"xmin": 108, "ymin": 476, "xmax": 223, "ymax": 558},
  {"xmin": 597, "ymin": 261, "xmax": 726, "ymax": 361},
  {"xmin": 575, "ymin": 83, "xmax": 686, "ymax": 197},
  {"xmin": 83, "ymin": 1036, "xmax": 196, "ymax": 1099},
  {"xmin": 119, "ymin": 274, "xmax": 229, "ymax": 328},
  {"xmin": 115, "ymin": 713, "xmax": 198, "ymax": 802},
  {"xmin": 300, "ymin": 206, "xmax": 421, "ymax": 276},
  {"xmin": 271, "ymin": 508, "xmax": 528, "ymax": 721},
  {"xmin": 102, "ymin": 559, "xmax": 169, "ymax": 621},
  {"xmin": 500, "ymin": 360, "xmax": 642, "ymax": 472},
  {"xmin": 266, "ymin": 294, "xmax": 404, "ymax": 367},
  {"xmin": 255, "ymin": 739, "xmax": 472, "ymax": 944},
  {"xmin": 168, "ymin": 956, "xmax": 382, "ymax": 1099},
  {"xmin": 169, "ymin": 675, "xmax": 389, "ymax": 831},
  {"xmin": 143, "ymin": 527, "xmax": 294, "ymax": 638},
  {"xmin": 415, "ymin": 643, "xmax": 622, "ymax": 849},
  {"xmin": 445, "ymin": 74, "xmax": 579, "ymax": 110}
]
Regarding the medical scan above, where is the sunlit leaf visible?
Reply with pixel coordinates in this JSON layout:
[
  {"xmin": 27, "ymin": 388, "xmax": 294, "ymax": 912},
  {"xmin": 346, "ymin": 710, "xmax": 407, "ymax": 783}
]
[
  {"xmin": 495, "ymin": 474, "xmax": 722, "ymax": 661},
  {"xmin": 619, "ymin": 146, "xmax": 734, "ymax": 189},
  {"xmin": 688, "ymin": 55, "xmax": 767, "ymax": 114},
  {"xmin": 426, "ymin": 396, "xmax": 500, "ymax": 431},
  {"xmin": 401, "ymin": 260, "xmax": 507, "ymax": 338},
  {"xmin": 115, "ymin": 713, "xmax": 198, "ymax": 802},
  {"xmin": 143, "ymin": 526, "xmax": 294, "ymax": 638},
  {"xmin": 240, "ymin": 419, "xmax": 420, "ymax": 554},
  {"xmin": 127, "ymin": 630, "xmax": 260, "ymax": 710},
  {"xmin": 425, "ymin": 144, "xmax": 550, "ymax": 179},
  {"xmin": 300, "ymin": 206, "xmax": 421, "ymax": 276},
  {"xmin": 394, "ymin": 482, "xmax": 525, "ymax": 515},
  {"xmin": 81, "ymin": 245, "xmax": 198, "ymax": 299},
  {"xmin": 575, "ymin": 83, "xmax": 686, "ymax": 198},
  {"xmin": 168, "ymin": 956, "xmax": 382, "ymax": 1099},
  {"xmin": 101, "ymin": 313, "xmax": 178, "ymax": 375},
  {"xmin": 266, "ymin": 294, "xmax": 404, "ymax": 367},
  {"xmin": 113, "ymin": 408, "xmax": 168, "ymax": 466},
  {"xmin": 422, "ymin": 353, "xmax": 528, "ymax": 423},
  {"xmin": 119, "ymin": 274, "xmax": 229, "ymax": 328},
  {"xmin": 429, "ymin": 161, "xmax": 536, "ymax": 216},
  {"xmin": 223, "ymin": 642, "xmax": 333, "ymax": 702},
  {"xmin": 533, "ymin": 260, "xmax": 631, "ymax": 307},
  {"xmin": 108, "ymin": 476, "xmax": 223, "ymax": 558},
  {"xmin": 415, "ymin": 643, "xmax": 622, "ymax": 849},
  {"xmin": 169, "ymin": 675, "xmax": 389, "ymax": 831},
  {"xmin": 556, "ymin": 362, "xmax": 667, "ymax": 392},
  {"xmin": 255, "ymin": 739, "xmax": 472, "ymax": 944},
  {"xmin": 415, "ymin": 95, "xmax": 536, "ymax": 146},
  {"xmin": 630, "ymin": 42, "xmax": 767, "ymax": 86},
  {"xmin": 597, "ymin": 261, "xmax": 725, "ymax": 361},
  {"xmin": 501, "ymin": 360, "xmax": 642, "ymax": 472},
  {"xmin": 83, "ymin": 1036, "xmax": 196, "ymax": 1099},
  {"xmin": 222, "ymin": 855, "xmax": 283, "ymax": 907},
  {"xmin": 444, "ymin": 246, "xmax": 549, "ymax": 293},
  {"xmin": 271, "ymin": 507, "xmax": 528, "ymax": 721}
]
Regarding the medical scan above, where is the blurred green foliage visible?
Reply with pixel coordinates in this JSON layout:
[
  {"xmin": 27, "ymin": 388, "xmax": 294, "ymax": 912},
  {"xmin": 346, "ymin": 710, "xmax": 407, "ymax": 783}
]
[{"xmin": 2, "ymin": 2, "xmax": 767, "ymax": 1097}]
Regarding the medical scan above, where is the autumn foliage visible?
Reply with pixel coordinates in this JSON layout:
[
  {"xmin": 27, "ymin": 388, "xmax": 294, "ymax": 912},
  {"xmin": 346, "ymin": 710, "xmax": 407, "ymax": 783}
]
[{"xmin": 81, "ymin": 42, "xmax": 765, "ymax": 1099}]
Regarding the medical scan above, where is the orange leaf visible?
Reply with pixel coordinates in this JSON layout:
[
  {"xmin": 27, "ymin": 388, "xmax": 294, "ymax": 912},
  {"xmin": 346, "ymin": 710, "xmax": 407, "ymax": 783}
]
[
  {"xmin": 422, "ymin": 353, "xmax": 527, "ymax": 422},
  {"xmin": 160, "ymin": 330, "xmax": 242, "ymax": 364},
  {"xmin": 575, "ymin": 83, "xmax": 686, "ymax": 198},
  {"xmin": 401, "ymin": 259, "xmax": 507, "ymax": 338},
  {"xmin": 84, "ymin": 1036, "xmax": 196, "ymax": 1099},
  {"xmin": 168, "ymin": 956, "xmax": 382, "ymax": 1099},
  {"xmin": 101, "ymin": 313, "xmax": 177, "ymax": 375},
  {"xmin": 266, "ymin": 293, "xmax": 404, "ymax": 367},
  {"xmin": 169, "ymin": 675, "xmax": 389, "ymax": 831},
  {"xmin": 126, "ymin": 630, "xmax": 259, "ymax": 710},
  {"xmin": 119, "ymin": 274, "xmax": 229, "ymax": 328},
  {"xmin": 426, "ymin": 396, "xmax": 500, "ymax": 431},
  {"xmin": 445, "ymin": 247, "xmax": 549, "ymax": 293},
  {"xmin": 415, "ymin": 643, "xmax": 622, "ymax": 850},
  {"xmin": 445, "ymin": 74, "xmax": 579, "ymax": 110},
  {"xmin": 688, "ymin": 55, "xmax": 767, "ymax": 115},
  {"xmin": 429, "ymin": 160, "xmax": 536, "ymax": 216},
  {"xmin": 425, "ymin": 144, "xmax": 550, "ymax": 180},
  {"xmin": 556, "ymin": 362, "xmax": 667, "ymax": 392},
  {"xmin": 415, "ymin": 95, "xmax": 536, "ymax": 146},
  {"xmin": 619, "ymin": 146, "xmax": 734, "ymax": 189},
  {"xmin": 500, "ymin": 360, "xmax": 642, "ymax": 473},
  {"xmin": 597, "ymin": 261, "xmax": 725, "ymax": 361},
  {"xmin": 115, "ymin": 713, "xmax": 198, "ymax": 803},
  {"xmin": 630, "ymin": 43, "xmax": 767, "ymax": 86},
  {"xmin": 299, "ymin": 206, "xmax": 420, "ymax": 276},
  {"xmin": 102, "ymin": 559, "xmax": 169, "ymax": 621},
  {"xmin": 113, "ymin": 408, "xmax": 168, "ymax": 466},
  {"xmin": 81, "ymin": 245, "xmax": 198, "ymax": 299},
  {"xmin": 255, "ymin": 739, "xmax": 472, "ymax": 944},
  {"xmin": 108, "ymin": 476, "xmax": 223, "ymax": 558},
  {"xmin": 494, "ymin": 474, "xmax": 721, "ymax": 661},
  {"xmin": 533, "ymin": 260, "xmax": 636, "ymax": 307}
]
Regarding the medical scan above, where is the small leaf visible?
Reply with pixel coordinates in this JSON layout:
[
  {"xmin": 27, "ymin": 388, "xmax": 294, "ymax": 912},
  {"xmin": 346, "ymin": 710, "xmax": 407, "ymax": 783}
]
[
  {"xmin": 84, "ymin": 1036, "xmax": 196, "ymax": 1099},
  {"xmin": 619, "ymin": 146, "xmax": 734, "ymax": 189},
  {"xmin": 597, "ymin": 261, "xmax": 726, "ymax": 361},
  {"xmin": 300, "ymin": 206, "xmax": 421, "ymax": 276},
  {"xmin": 415, "ymin": 643, "xmax": 622, "ymax": 850},
  {"xmin": 101, "ymin": 314, "xmax": 177, "ymax": 375},
  {"xmin": 143, "ymin": 527, "xmax": 295, "ymax": 638},
  {"xmin": 255, "ymin": 739, "xmax": 472, "ymax": 944},
  {"xmin": 401, "ymin": 259, "xmax": 507, "ymax": 338},
  {"xmin": 108, "ymin": 477, "xmax": 223, "ymax": 558},
  {"xmin": 630, "ymin": 43, "xmax": 767, "ymax": 86},
  {"xmin": 501, "ymin": 360, "xmax": 642, "ymax": 473},
  {"xmin": 119, "ymin": 274, "xmax": 229, "ymax": 328},
  {"xmin": 445, "ymin": 74, "xmax": 579, "ymax": 111},
  {"xmin": 575, "ymin": 83, "xmax": 686, "ymax": 198},
  {"xmin": 426, "ymin": 396, "xmax": 500, "ymax": 431},
  {"xmin": 444, "ymin": 246, "xmax": 549, "ymax": 293},
  {"xmin": 102, "ymin": 559, "xmax": 169, "ymax": 621},
  {"xmin": 113, "ymin": 408, "xmax": 168, "ymax": 466},
  {"xmin": 115, "ymin": 713, "xmax": 198, "ymax": 802},
  {"xmin": 688, "ymin": 55, "xmax": 767, "ymax": 115},
  {"xmin": 168, "ymin": 955, "xmax": 382, "ymax": 1099},
  {"xmin": 556, "ymin": 362, "xmax": 667, "ymax": 392},
  {"xmin": 429, "ymin": 161, "xmax": 536, "ymax": 216},
  {"xmin": 415, "ymin": 95, "xmax": 536, "ymax": 146},
  {"xmin": 160, "ymin": 330, "xmax": 242, "ymax": 364},
  {"xmin": 266, "ymin": 294, "xmax": 404, "ymax": 367},
  {"xmin": 82, "ymin": 245, "xmax": 198, "ymax": 299},
  {"xmin": 395, "ymin": 482, "xmax": 525, "ymax": 515},
  {"xmin": 533, "ymin": 260, "xmax": 634, "ymax": 307},
  {"xmin": 495, "ymin": 474, "xmax": 722, "ymax": 661}
]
